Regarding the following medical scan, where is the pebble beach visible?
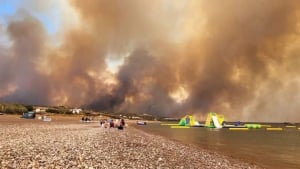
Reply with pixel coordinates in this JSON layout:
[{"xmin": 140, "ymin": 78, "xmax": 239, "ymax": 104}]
[{"xmin": 0, "ymin": 115, "xmax": 263, "ymax": 169}]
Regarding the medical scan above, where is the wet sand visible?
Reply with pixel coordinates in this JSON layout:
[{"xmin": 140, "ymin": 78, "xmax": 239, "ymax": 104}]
[{"xmin": 0, "ymin": 115, "xmax": 263, "ymax": 169}]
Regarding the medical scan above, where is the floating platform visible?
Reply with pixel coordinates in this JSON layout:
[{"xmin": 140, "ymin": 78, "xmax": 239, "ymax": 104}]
[
  {"xmin": 261, "ymin": 124, "xmax": 272, "ymax": 127},
  {"xmin": 229, "ymin": 128, "xmax": 249, "ymax": 131},
  {"xmin": 245, "ymin": 124, "xmax": 262, "ymax": 129},
  {"xmin": 266, "ymin": 128, "xmax": 283, "ymax": 131},
  {"xmin": 170, "ymin": 126, "xmax": 190, "ymax": 129},
  {"xmin": 286, "ymin": 126, "xmax": 296, "ymax": 128}
]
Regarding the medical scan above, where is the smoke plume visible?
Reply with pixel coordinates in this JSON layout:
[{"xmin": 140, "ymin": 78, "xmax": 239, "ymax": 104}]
[{"xmin": 1, "ymin": 0, "xmax": 300, "ymax": 121}]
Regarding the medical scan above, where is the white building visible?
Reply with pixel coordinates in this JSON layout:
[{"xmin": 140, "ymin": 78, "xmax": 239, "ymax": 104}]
[
  {"xmin": 70, "ymin": 108, "xmax": 82, "ymax": 114},
  {"xmin": 34, "ymin": 107, "xmax": 47, "ymax": 113}
]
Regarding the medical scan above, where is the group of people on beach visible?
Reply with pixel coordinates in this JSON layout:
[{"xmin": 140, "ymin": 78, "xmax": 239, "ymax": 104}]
[
  {"xmin": 81, "ymin": 116, "xmax": 91, "ymax": 121},
  {"xmin": 99, "ymin": 118, "xmax": 126, "ymax": 130}
]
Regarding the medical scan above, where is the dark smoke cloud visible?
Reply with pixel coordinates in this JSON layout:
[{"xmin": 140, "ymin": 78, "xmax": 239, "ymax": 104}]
[
  {"xmin": 88, "ymin": 49, "xmax": 180, "ymax": 116},
  {"xmin": 1, "ymin": 1, "xmax": 300, "ymax": 121},
  {"xmin": 1, "ymin": 9, "xmax": 50, "ymax": 105}
]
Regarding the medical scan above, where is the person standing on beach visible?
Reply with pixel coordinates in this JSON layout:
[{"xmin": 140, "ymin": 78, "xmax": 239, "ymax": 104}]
[
  {"xmin": 115, "ymin": 119, "xmax": 120, "ymax": 127},
  {"xmin": 110, "ymin": 119, "xmax": 114, "ymax": 128},
  {"xmin": 118, "ymin": 119, "xmax": 125, "ymax": 130},
  {"xmin": 120, "ymin": 119, "xmax": 125, "ymax": 127}
]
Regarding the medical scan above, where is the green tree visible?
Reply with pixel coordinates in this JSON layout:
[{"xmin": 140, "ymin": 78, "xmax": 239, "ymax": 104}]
[{"xmin": 25, "ymin": 105, "xmax": 34, "ymax": 111}]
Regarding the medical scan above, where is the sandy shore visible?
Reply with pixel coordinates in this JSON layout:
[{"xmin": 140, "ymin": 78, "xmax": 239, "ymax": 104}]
[{"xmin": 0, "ymin": 115, "xmax": 263, "ymax": 169}]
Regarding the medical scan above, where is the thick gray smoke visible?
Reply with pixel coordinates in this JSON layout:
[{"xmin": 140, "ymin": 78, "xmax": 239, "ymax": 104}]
[{"xmin": 1, "ymin": 10, "xmax": 50, "ymax": 105}]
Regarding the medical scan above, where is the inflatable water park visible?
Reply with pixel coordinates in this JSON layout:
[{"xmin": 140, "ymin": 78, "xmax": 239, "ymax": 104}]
[
  {"xmin": 161, "ymin": 112, "xmax": 225, "ymax": 128},
  {"xmin": 161, "ymin": 112, "xmax": 299, "ymax": 131}
]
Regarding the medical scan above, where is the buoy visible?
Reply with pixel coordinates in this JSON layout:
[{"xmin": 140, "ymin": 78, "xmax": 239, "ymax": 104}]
[
  {"xmin": 266, "ymin": 128, "xmax": 283, "ymax": 131},
  {"xmin": 170, "ymin": 126, "xmax": 190, "ymax": 129},
  {"xmin": 286, "ymin": 126, "xmax": 296, "ymax": 128},
  {"xmin": 245, "ymin": 124, "xmax": 261, "ymax": 129},
  {"xmin": 229, "ymin": 128, "xmax": 249, "ymax": 131}
]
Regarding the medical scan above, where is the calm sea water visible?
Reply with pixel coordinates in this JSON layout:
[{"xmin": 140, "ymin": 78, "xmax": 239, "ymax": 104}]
[{"xmin": 134, "ymin": 122, "xmax": 300, "ymax": 169}]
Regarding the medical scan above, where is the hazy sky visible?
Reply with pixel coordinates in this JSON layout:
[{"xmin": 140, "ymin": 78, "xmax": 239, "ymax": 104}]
[{"xmin": 1, "ymin": 0, "xmax": 300, "ymax": 122}]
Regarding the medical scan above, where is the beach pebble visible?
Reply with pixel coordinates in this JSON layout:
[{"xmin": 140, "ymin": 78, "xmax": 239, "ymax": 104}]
[{"xmin": 0, "ymin": 118, "xmax": 263, "ymax": 169}]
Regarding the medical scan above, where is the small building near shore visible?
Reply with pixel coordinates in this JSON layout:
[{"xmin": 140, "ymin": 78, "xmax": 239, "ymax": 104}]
[
  {"xmin": 34, "ymin": 106, "xmax": 48, "ymax": 113},
  {"xmin": 70, "ymin": 108, "xmax": 82, "ymax": 114}
]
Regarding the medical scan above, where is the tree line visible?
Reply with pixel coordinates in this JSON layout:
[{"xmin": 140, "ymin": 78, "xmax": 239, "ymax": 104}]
[
  {"xmin": 0, "ymin": 103, "xmax": 30, "ymax": 114},
  {"xmin": 0, "ymin": 103, "xmax": 73, "ymax": 115}
]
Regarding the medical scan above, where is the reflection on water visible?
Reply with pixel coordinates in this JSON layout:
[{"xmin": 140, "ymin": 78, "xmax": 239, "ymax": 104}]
[{"xmin": 134, "ymin": 123, "xmax": 300, "ymax": 169}]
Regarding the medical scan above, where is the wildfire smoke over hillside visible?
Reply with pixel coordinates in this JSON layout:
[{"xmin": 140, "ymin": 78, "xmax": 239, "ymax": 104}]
[{"xmin": 1, "ymin": 0, "xmax": 300, "ymax": 121}]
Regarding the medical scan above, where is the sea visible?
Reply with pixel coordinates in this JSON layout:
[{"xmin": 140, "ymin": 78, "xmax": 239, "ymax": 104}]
[{"xmin": 134, "ymin": 122, "xmax": 300, "ymax": 169}]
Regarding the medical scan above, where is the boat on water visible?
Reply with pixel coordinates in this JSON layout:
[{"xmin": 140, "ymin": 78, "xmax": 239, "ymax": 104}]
[{"xmin": 136, "ymin": 121, "xmax": 147, "ymax": 125}]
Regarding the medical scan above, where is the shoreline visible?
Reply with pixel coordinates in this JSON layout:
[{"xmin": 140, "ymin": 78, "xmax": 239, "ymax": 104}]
[
  {"xmin": 0, "ymin": 115, "xmax": 264, "ymax": 168},
  {"xmin": 130, "ymin": 121, "xmax": 266, "ymax": 168},
  {"xmin": 130, "ymin": 122, "xmax": 264, "ymax": 169}
]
